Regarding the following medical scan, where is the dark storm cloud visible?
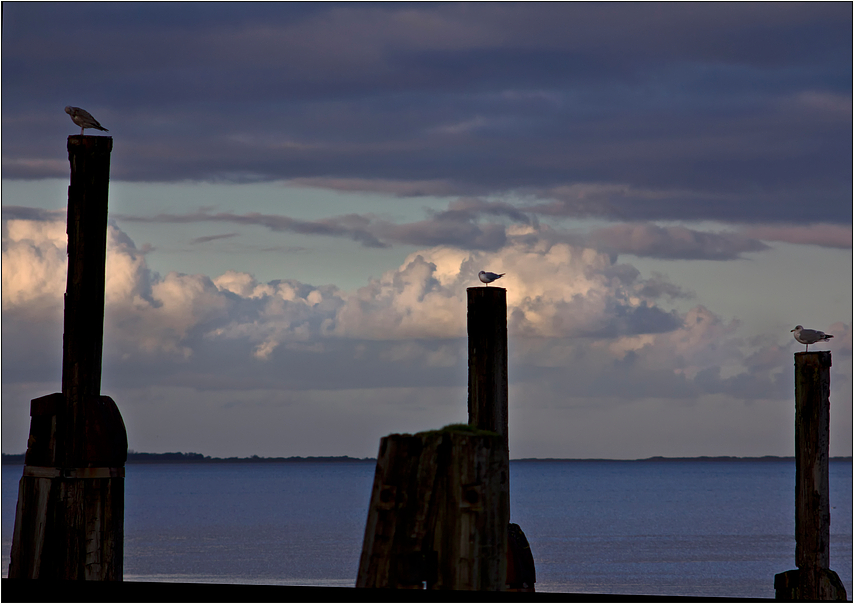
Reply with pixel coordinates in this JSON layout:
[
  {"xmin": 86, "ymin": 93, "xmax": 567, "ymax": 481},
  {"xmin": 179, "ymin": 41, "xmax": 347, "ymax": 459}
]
[
  {"xmin": 1, "ymin": 206, "xmax": 65, "ymax": 222},
  {"xmin": 581, "ymin": 223, "xmax": 770, "ymax": 260},
  {"xmin": 743, "ymin": 223, "xmax": 853, "ymax": 248},
  {"xmin": 511, "ymin": 221, "xmax": 772, "ymax": 261},
  {"xmin": 2, "ymin": 3, "xmax": 851, "ymax": 223},
  {"xmin": 115, "ymin": 205, "xmax": 515, "ymax": 251},
  {"xmin": 0, "ymin": 196, "xmax": 795, "ymax": 260},
  {"xmin": 189, "ymin": 232, "xmax": 239, "ymax": 245},
  {"xmin": 440, "ymin": 198, "xmax": 533, "ymax": 225},
  {"xmin": 117, "ymin": 209, "xmax": 390, "ymax": 248},
  {"xmin": 114, "ymin": 201, "xmax": 777, "ymax": 259}
]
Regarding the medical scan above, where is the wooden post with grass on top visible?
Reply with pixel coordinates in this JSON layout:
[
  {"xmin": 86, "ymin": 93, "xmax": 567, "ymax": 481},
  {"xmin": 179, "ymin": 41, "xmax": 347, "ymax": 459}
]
[
  {"xmin": 355, "ymin": 426, "xmax": 507, "ymax": 590},
  {"xmin": 357, "ymin": 284, "xmax": 521, "ymax": 590}
]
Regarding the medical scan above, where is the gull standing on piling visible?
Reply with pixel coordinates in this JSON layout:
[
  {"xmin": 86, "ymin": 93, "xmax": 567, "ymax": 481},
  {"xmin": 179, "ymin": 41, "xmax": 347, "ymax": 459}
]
[
  {"xmin": 478, "ymin": 271, "xmax": 505, "ymax": 286},
  {"xmin": 65, "ymin": 106, "xmax": 109, "ymax": 135},
  {"xmin": 791, "ymin": 325, "xmax": 833, "ymax": 352}
]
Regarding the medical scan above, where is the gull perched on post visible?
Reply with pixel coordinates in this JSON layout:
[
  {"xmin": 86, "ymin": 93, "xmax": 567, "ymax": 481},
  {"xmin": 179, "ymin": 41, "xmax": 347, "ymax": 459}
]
[
  {"xmin": 791, "ymin": 325, "xmax": 833, "ymax": 352},
  {"xmin": 65, "ymin": 106, "xmax": 109, "ymax": 135},
  {"xmin": 478, "ymin": 271, "xmax": 504, "ymax": 286}
]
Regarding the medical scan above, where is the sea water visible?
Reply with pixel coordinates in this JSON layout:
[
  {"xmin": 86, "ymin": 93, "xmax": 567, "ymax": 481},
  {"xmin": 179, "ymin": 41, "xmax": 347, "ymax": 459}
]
[{"xmin": 2, "ymin": 459, "xmax": 851, "ymax": 598}]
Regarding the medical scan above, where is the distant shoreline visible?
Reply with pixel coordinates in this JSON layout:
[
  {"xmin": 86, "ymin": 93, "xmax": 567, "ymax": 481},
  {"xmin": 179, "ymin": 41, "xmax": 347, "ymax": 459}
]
[{"xmin": 1, "ymin": 452, "xmax": 851, "ymax": 465}]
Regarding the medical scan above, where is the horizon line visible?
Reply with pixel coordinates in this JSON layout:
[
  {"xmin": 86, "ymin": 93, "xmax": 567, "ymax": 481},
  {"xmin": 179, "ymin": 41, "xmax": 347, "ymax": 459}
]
[{"xmin": 2, "ymin": 451, "xmax": 852, "ymax": 464}]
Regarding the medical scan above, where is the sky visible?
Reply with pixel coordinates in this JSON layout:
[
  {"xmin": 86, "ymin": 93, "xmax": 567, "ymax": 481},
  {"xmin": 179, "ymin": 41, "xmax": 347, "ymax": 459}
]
[{"xmin": 1, "ymin": 2, "xmax": 851, "ymax": 459}]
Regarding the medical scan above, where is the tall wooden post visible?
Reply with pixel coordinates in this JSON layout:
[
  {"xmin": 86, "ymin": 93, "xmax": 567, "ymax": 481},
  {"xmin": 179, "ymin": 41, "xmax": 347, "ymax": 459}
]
[
  {"xmin": 794, "ymin": 351, "xmax": 831, "ymax": 573},
  {"xmin": 467, "ymin": 287, "xmax": 508, "ymax": 447},
  {"xmin": 466, "ymin": 286, "xmax": 521, "ymax": 588},
  {"xmin": 62, "ymin": 135, "xmax": 113, "ymax": 460},
  {"xmin": 774, "ymin": 352, "xmax": 846, "ymax": 600},
  {"xmin": 357, "ymin": 287, "xmax": 518, "ymax": 591},
  {"xmin": 9, "ymin": 135, "xmax": 127, "ymax": 581}
]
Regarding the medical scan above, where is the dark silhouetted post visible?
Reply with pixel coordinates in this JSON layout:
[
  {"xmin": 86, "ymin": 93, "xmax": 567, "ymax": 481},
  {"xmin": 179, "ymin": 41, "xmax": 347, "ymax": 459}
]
[
  {"xmin": 62, "ymin": 135, "xmax": 114, "ymax": 458},
  {"xmin": 467, "ymin": 286, "xmax": 534, "ymax": 591},
  {"xmin": 356, "ymin": 427, "xmax": 507, "ymax": 590},
  {"xmin": 774, "ymin": 352, "xmax": 846, "ymax": 600},
  {"xmin": 794, "ymin": 352, "xmax": 831, "ymax": 573},
  {"xmin": 9, "ymin": 135, "xmax": 127, "ymax": 580},
  {"xmin": 467, "ymin": 287, "xmax": 508, "ymax": 447},
  {"xmin": 357, "ymin": 287, "xmax": 520, "ymax": 591}
]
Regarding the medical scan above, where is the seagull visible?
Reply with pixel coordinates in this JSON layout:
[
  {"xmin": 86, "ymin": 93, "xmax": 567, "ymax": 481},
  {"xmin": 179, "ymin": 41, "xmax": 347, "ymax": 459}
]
[
  {"xmin": 65, "ymin": 106, "xmax": 109, "ymax": 135},
  {"xmin": 478, "ymin": 271, "xmax": 505, "ymax": 286},
  {"xmin": 791, "ymin": 325, "xmax": 833, "ymax": 352}
]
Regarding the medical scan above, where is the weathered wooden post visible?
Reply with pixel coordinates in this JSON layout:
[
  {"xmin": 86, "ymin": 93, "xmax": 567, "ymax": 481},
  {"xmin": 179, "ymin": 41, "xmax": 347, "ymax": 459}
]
[
  {"xmin": 356, "ymin": 426, "xmax": 507, "ymax": 590},
  {"xmin": 467, "ymin": 287, "xmax": 508, "ymax": 447},
  {"xmin": 465, "ymin": 286, "xmax": 512, "ymax": 587},
  {"xmin": 357, "ymin": 286, "xmax": 520, "ymax": 590},
  {"xmin": 467, "ymin": 286, "xmax": 535, "ymax": 591},
  {"xmin": 774, "ymin": 352, "xmax": 846, "ymax": 600},
  {"xmin": 9, "ymin": 135, "xmax": 127, "ymax": 580}
]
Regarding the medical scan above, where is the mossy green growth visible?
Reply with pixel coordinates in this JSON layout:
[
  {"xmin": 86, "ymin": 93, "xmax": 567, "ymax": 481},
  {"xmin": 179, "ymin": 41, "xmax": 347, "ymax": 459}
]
[{"xmin": 416, "ymin": 423, "xmax": 499, "ymax": 438}]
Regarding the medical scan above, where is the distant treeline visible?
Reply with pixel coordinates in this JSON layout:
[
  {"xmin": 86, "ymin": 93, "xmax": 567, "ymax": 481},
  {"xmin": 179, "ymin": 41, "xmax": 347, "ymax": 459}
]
[
  {"xmin": 2, "ymin": 452, "xmax": 851, "ymax": 465},
  {"xmin": 0, "ymin": 452, "xmax": 376, "ymax": 465}
]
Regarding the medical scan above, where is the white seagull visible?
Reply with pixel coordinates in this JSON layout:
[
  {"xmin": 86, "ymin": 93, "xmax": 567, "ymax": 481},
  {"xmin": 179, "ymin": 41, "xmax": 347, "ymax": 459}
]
[
  {"xmin": 65, "ymin": 106, "xmax": 109, "ymax": 135},
  {"xmin": 478, "ymin": 271, "xmax": 505, "ymax": 286},
  {"xmin": 791, "ymin": 325, "xmax": 833, "ymax": 352}
]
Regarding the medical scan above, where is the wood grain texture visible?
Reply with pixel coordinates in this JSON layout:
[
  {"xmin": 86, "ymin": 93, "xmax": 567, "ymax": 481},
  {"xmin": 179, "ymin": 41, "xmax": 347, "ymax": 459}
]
[
  {"xmin": 774, "ymin": 352, "xmax": 846, "ymax": 601},
  {"xmin": 357, "ymin": 429, "xmax": 508, "ymax": 591},
  {"xmin": 9, "ymin": 136, "xmax": 125, "ymax": 581}
]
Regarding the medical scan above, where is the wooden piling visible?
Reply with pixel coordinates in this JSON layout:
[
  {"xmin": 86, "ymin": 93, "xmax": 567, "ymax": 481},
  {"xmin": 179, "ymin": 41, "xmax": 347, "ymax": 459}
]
[
  {"xmin": 63, "ymin": 135, "xmax": 114, "ymax": 450},
  {"xmin": 356, "ymin": 427, "xmax": 508, "ymax": 590},
  {"xmin": 467, "ymin": 287, "xmax": 508, "ymax": 446},
  {"xmin": 466, "ymin": 286, "xmax": 536, "ymax": 590},
  {"xmin": 9, "ymin": 135, "xmax": 127, "ymax": 581},
  {"xmin": 357, "ymin": 286, "xmax": 525, "ymax": 591},
  {"xmin": 774, "ymin": 352, "xmax": 846, "ymax": 600},
  {"xmin": 794, "ymin": 351, "xmax": 831, "ymax": 573}
]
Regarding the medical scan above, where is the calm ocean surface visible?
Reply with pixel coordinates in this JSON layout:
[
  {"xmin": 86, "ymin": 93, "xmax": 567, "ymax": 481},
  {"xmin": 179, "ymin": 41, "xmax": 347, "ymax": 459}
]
[{"xmin": 2, "ymin": 460, "xmax": 851, "ymax": 598}]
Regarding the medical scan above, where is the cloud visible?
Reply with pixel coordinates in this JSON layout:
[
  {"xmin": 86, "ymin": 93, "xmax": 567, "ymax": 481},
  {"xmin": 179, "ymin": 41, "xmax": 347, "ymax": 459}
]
[
  {"xmin": 190, "ymin": 232, "xmax": 239, "ymax": 245},
  {"xmin": 290, "ymin": 177, "xmax": 464, "ymax": 197},
  {"xmin": 635, "ymin": 272, "xmax": 695, "ymax": 301},
  {"xmin": 743, "ymin": 223, "xmax": 852, "ymax": 249},
  {"xmin": 1, "ymin": 215, "xmax": 68, "ymax": 309},
  {"xmin": 2, "ymin": 213, "xmax": 848, "ymax": 396},
  {"xmin": 3, "ymin": 211, "xmax": 851, "ymax": 457},
  {"xmin": 2, "ymin": 4, "xmax": 850, "ymax": 225},
  {"xmin": 2, "ymin": 206, "xmax": 65, "ymax": 222},
  {"xmin": 442, "ymin": 197, "xmax": 533, "ymax": 225},
  {"xmin": 580, "ymin": 223, "xmax": 770, "ymax": 260},
  {"xmin": 1, "ymin": 213, "xmax": 731, "ymax": 374},
  {"xmin": 111, "ymin": 200, "xmax": 791, "ymax": 260},
  {"xmin": 116, "ymin": 203, "xmax": 522, "ymax": 251},
  {"xmin": 116, "ymin": 209, "xmax": 389, "ymax": 248}
]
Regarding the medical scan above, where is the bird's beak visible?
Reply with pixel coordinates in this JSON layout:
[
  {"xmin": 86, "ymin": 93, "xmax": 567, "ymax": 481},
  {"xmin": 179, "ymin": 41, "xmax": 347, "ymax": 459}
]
[{"xmin": 790, "ymin": 329, "xmax": 795, "ymax": 332}]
